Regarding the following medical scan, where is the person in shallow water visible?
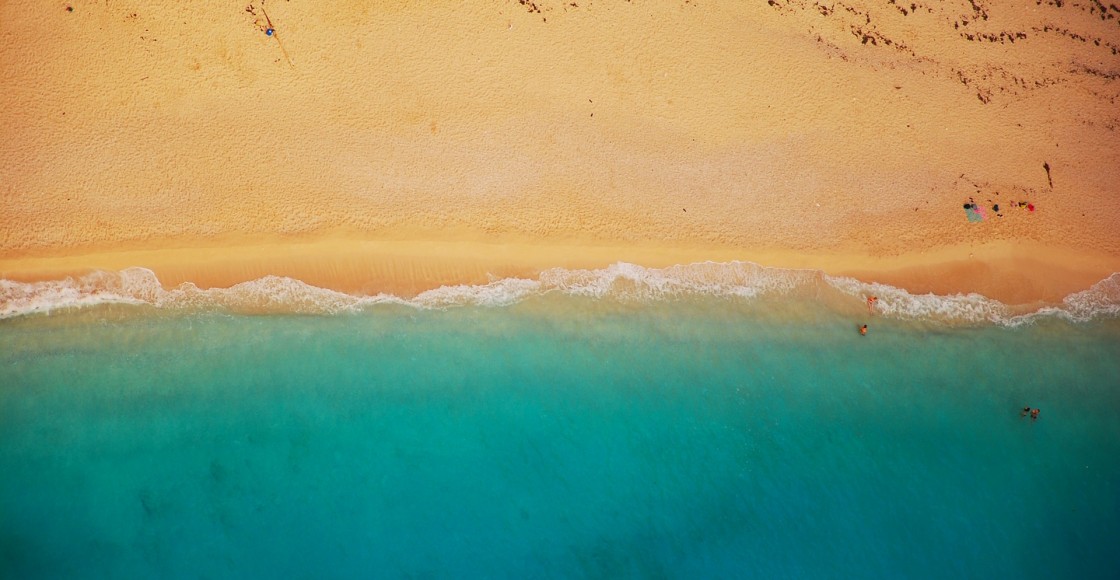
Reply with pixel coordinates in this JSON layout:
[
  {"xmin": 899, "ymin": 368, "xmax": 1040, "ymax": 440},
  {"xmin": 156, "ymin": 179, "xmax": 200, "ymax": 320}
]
[
  {"xmin": 859, "ymin": 324, "xmax": 868, "ymax": 336},
  {"xmin": 867, "ymin": 296, "xmax": 878, "ymax": 315}
]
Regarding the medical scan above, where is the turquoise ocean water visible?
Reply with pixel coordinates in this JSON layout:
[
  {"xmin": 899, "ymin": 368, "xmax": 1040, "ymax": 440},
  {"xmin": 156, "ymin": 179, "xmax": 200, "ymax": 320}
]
[{"xmin": 2, "ymin": 264, "xmax": 1119, "ymax": 578}]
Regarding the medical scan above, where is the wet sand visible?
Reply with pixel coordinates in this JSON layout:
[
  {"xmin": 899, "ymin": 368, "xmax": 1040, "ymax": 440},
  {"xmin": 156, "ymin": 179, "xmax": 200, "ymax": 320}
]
[{"xmin": 3, "ymin": 234, "xmax": 1116, "ymax": 305}]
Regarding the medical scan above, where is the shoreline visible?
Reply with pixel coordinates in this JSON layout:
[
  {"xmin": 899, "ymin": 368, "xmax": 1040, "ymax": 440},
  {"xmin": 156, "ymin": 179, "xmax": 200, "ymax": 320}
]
[
  {"xmin": 4, "ymin": 1, "xmax": 1118, "ymax": 308},
  {"xmin": 3, "ymin": 235, "xmax": 1117, "ymax": 305}
]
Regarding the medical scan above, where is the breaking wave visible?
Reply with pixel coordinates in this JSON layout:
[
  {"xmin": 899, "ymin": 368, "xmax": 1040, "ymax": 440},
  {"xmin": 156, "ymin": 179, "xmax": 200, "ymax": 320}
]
[{"xmin": 2, "ymin": 263, "xmax": 1118, "ymax": 326}]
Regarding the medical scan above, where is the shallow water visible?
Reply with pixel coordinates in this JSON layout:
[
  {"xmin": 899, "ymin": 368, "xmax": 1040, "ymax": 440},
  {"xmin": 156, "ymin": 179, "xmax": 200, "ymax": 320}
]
[{"xmin": 2, "ymin": 296, "xmax": 1119, "ymax": 578}]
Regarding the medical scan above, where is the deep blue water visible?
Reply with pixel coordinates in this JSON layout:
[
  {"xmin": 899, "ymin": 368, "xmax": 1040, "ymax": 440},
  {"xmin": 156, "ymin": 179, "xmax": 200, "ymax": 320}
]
[{"xmin": 2, "ymin": 297, "xmax": 1118, "ymax": 578}]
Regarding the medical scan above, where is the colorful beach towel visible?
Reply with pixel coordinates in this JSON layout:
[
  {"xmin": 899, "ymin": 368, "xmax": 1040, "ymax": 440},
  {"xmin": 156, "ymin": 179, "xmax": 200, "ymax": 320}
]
[{"xmin": 965, "ymin": 205, "xmax": 985, "ymax": 222}]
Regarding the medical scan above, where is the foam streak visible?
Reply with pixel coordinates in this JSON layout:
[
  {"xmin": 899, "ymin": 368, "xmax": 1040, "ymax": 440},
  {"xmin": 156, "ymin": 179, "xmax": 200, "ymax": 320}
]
[{"xmin": 2, "ymin": 264, "xmax": 1118, "ymax": 325}]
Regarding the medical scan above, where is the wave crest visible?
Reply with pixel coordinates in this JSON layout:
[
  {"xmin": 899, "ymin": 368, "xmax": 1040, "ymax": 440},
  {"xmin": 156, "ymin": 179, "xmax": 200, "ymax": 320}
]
[
  {"xmin": 1062, "ymin": 272, "xmax": 1120, "ymax": 321},
  {"xmin": 539, "ymin": 261, "xmax": 820, "ymax": 299},
  {"xmin": 2, "ymin": 263, "xmax": 1118, "ymax": 325}
]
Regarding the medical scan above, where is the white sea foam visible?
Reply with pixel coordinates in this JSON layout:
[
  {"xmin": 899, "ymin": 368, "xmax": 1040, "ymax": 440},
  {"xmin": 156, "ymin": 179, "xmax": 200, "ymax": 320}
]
[
  {"xmin": 824, "ymin": 276, "xmax": 1016, "ymax": 324},
  {"xmin": 539, "ymin": 261, "xmax": 819, "ymax": 300},
  {"xmin": 413, "ymin": 277, "xmax": 542, "ymax": 309},
  {"xmin": 1061, "ymin": 272, "xmax": 1120, "ymax": 321},
  {"xmin": 2, "ymin": 263, "xmax": 1118, "ymax": 325}
]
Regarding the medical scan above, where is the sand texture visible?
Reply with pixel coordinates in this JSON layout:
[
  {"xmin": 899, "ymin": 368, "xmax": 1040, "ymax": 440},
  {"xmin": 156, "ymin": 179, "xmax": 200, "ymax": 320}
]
[{"xmin": 2, "ymin": 0, "xmax": 1119, "ymax": 301}]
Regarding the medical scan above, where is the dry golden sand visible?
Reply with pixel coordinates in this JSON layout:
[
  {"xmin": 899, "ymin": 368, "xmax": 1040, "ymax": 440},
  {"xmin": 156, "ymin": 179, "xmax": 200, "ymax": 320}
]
[{"xmin": 2, "ymin": 0, "xmax": 1119, "ymax": 304}]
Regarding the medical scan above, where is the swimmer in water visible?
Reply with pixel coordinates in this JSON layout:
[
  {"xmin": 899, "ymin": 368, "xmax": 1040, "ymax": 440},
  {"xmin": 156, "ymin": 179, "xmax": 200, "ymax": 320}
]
[
  {"xmin": 859, "ymin": 324, "xmax": 868, "ymax": 336},
  {"xmin": 1030, "ymin": 408, "xmax": 1040, "ymax": 420},
  {"xmin": 1021, "ymin": 406, "xmax": 1031, "ymax": 417}
]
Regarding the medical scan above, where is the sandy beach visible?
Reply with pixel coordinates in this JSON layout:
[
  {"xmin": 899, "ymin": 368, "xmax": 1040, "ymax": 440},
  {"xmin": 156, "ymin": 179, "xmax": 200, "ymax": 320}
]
[{"xmin": 2, "ymin": 0, "xmax": 1119, "ymax": 304}]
